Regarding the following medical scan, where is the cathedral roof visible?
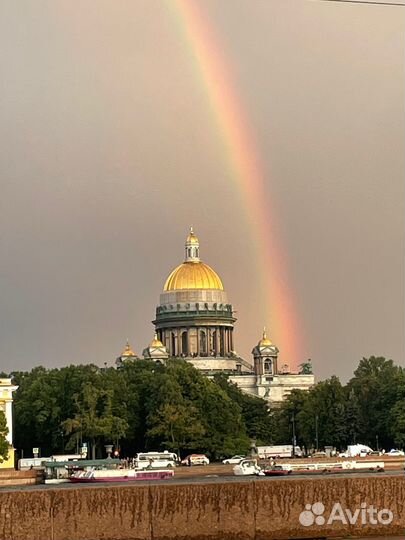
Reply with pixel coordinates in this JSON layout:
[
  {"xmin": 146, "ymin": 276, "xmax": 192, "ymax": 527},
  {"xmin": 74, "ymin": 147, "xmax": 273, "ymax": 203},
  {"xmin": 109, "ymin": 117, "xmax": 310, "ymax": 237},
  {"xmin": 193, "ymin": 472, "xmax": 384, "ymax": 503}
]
[
  {"xmin": 163, "ymin": 228, "xmax": 224, "ymax": 291},
  {"xmin": 164, "ymin": 261, "xmax": 224, "ymax": 291}
]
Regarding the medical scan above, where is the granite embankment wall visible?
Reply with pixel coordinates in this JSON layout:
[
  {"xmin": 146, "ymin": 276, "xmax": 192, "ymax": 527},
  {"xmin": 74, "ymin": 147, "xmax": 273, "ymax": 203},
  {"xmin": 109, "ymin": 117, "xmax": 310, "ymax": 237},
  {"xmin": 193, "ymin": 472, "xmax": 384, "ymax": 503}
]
[
  {"xmin": 0, "ymin": 475, "xmax": 404, "ymax": 540},
  {"xmin": 0, "ymin": 469, "xmax": 41, "ymax": 486}
]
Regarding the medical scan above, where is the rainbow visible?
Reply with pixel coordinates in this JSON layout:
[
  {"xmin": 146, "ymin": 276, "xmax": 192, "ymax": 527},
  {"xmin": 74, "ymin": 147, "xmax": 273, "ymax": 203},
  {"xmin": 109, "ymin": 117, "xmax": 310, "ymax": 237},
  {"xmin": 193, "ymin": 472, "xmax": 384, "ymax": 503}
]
[{"xmin": 167, "ymin": 0, "xmax": 305, "ymax": 368}]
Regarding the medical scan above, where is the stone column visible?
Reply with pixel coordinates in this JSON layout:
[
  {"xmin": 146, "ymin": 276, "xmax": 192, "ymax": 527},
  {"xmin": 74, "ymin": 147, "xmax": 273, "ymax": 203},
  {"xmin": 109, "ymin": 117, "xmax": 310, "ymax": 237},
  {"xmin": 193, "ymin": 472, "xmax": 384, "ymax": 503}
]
[
  {"xmin": 197, "ymin": 328, "xmax": 200, "ymax": 357},
  {"xmin": 5, "ymin": 401, "xmax": 12, "ymax": 445},
  {"xmin": 216, "ymin": 328, "xmax": 220, "ymax": 357},
  {"xmin": 177, "ymin": 329, "xmax": 181, "ymax": 356}
]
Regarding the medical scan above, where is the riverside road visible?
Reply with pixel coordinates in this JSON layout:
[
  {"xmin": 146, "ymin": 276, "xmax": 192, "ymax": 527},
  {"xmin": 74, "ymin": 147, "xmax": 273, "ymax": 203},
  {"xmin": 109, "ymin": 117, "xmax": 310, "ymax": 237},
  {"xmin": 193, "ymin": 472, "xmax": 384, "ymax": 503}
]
[{"xmin": 1, "ymin": 468, "xmax": 403, "ymax": 491}]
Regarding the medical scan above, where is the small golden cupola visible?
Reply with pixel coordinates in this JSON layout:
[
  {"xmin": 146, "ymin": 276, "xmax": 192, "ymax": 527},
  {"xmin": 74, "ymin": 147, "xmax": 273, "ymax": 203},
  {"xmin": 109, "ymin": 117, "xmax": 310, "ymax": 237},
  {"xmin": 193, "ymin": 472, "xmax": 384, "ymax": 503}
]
[
  {"xmin": 150, "ymin": 333, "xmax": 164, "ymax": 348},
  {"xmin": 142, "ymin": 333, "xmax": 169, "ymax": 362},
  {"xmin": 116, "ymin": 339, "xmax": 138, "ymax": 367},
  {"xmin": 186, "ymin": 226, "xmax": 200, "ymax": 252},
  {"xmin": 259, "ymin": 328, "xmax": 272, "ymax": 347},
  {"xmin": 121, "ymin": 339, "xmax": 137, "ymax": 357}
]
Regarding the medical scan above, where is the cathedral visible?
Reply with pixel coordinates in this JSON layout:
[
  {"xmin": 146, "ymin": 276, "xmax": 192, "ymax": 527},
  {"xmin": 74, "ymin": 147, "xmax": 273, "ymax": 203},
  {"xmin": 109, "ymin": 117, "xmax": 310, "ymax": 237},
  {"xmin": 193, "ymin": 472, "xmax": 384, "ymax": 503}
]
[{"xmin": 117, "ymin": 229, "xmax": 314, "ymax": 406}]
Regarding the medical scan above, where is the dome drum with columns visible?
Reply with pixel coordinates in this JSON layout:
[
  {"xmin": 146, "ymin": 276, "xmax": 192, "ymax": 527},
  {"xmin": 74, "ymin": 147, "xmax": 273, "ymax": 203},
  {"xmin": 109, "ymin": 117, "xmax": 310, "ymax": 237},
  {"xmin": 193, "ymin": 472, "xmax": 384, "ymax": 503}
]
[{"xmin": 152, "ymin": 228, "xmax": 250, "ymax": 369}]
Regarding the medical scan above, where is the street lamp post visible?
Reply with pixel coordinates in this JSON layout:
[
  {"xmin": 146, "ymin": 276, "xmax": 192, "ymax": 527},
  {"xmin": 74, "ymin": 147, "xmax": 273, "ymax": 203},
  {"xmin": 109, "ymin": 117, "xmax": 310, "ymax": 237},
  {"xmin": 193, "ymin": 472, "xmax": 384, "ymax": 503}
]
[
  {"xmin": 315, "ymin": 415, "xmax": 319, "ymax": 452},
  {"xmin": 291, "ymin": 413, "xmax": 296, "ymax": 457}
]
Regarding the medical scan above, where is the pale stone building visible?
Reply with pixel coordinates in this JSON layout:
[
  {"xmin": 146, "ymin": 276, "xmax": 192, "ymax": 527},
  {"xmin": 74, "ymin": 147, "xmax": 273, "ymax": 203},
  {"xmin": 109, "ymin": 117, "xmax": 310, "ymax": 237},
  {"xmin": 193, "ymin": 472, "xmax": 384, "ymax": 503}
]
[
  {"xmin": 230, "ymin": 330, "xmax": 315, "ymax": 403},
  {"xmin": 0, "ymin": 379, "xmax": 18, "ymax": 468}
]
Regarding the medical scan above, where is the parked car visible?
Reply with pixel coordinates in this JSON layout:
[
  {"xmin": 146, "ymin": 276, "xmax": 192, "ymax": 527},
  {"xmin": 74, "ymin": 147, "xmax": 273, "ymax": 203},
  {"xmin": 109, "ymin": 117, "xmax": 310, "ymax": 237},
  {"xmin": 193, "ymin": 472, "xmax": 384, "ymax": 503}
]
[
  {"xmin": 310, "ymin": 451, "xmax": 326, "ymax": 458},
  {"xmin": 386, "ymin": 449, "xmax": 404, "ymax": 457},
  {"xmin": 222, "ymin": 455, "xmax": 245, "ymax": 465},
  {"xmin": 180, "ymin": 454, "xmax": 210, "ymax": 466}
]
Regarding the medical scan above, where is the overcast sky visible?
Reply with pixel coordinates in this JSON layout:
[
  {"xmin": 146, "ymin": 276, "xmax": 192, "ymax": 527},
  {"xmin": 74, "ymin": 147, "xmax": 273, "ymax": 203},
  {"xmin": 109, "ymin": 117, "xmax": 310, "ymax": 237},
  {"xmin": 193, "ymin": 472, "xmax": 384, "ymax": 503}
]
[{"xmin": 0, "ymin": 0, "xmax": 403, "ymax": 380}]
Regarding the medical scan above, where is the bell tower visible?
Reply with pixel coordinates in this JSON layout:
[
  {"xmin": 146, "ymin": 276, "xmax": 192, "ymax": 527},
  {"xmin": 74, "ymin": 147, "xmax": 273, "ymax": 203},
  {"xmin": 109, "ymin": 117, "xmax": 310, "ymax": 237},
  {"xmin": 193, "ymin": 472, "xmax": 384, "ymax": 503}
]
[{"xmin": 252, "ymin": 328, "xmax": 279, "ymax": 376}]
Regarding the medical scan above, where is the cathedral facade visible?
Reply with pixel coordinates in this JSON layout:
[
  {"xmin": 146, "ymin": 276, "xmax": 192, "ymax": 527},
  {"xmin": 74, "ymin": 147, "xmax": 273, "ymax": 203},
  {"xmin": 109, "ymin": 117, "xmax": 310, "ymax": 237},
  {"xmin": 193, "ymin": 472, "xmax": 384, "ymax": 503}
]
[{"xmin": 118, "ymin": 229, "xmax": 314, "ymax": 406}]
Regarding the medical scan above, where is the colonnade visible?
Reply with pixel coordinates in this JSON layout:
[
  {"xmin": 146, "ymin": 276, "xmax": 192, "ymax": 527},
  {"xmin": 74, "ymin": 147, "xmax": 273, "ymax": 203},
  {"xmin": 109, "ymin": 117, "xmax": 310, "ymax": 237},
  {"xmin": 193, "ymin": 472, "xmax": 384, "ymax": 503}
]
[{"xmin": 158, "ymin": 326, "xmax": 234, "ymax": 358}]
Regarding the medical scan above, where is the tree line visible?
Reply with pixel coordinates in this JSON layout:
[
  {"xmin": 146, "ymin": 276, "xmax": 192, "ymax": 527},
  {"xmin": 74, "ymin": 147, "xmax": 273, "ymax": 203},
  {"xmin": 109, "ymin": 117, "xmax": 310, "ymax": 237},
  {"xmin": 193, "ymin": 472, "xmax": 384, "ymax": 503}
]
[
  {"xmin": 3, "ymin": 355, "xmax": 404, "ymax": 461},
  {"xmin": 273, "ymin": 356, "xmax": 405, "ymax": 452}
]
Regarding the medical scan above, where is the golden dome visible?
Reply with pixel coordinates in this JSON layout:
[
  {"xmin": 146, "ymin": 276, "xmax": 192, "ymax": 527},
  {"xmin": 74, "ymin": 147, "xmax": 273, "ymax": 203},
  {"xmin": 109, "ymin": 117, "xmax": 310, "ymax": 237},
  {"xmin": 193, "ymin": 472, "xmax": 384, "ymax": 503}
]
[
  {"xmin": 259, "ymin": 328, "xmax": 272, "ymax": 347},
  {"xmin": 150, "ymin": 333, "xmax": 164, "ymax": 348},
  {"xmin": 164, "ymin": 261, "xmax": 224, "ymax": 291},
  {"xmin": 186, "ymin": 227, "xmax": 199, "ymax": 245},
  {"xmin": 121, "ymin": 340, "xmax": 137, "ymax": 357}
]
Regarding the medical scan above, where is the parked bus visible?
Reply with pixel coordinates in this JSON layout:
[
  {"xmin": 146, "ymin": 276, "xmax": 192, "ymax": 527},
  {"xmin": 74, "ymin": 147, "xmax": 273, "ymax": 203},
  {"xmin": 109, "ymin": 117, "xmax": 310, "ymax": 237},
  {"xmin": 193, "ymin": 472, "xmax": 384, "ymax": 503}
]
[
  {"xmin": 18, "ymin": 457, "xmax": 50, "ymax": 470},
  {"xmin": 18, "ymin": 454, "xmax": 82, "ymax": 470},
  {"xmin": 134, "ymin": 451, "xmax": 178, "ymax": 469},
  {"xmin": 48, "ymin": 454, "xmax": 82, "ymax": 462}
]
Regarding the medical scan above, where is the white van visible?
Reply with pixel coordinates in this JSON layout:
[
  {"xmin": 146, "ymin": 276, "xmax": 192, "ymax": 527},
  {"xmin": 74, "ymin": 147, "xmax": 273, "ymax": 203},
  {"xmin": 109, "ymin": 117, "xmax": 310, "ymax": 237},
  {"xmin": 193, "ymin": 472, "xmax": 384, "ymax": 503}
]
[
  {"xmin": 135, "ymin": 451, "xmax": 178, "ymax": 469},
  {"xmin": 257, "ymin": 445, "xmax": 303, "ymax": 458}
]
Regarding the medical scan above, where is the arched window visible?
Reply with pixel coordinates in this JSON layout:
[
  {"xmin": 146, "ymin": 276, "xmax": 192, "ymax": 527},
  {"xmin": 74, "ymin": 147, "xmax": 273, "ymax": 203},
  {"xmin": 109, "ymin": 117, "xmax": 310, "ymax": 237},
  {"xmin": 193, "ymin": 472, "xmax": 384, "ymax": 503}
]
[
  {"xmin": 171, "ymin": 332, "xmax": 176, "ymax": 356},
  {"xmin": 264, "ymin": 359, "xmax": 273, "ymax": 374},
  {"xmin": 212, "ymin": 330, "xmax": 217, "ymax": 356},
  {"xmin": 181, "ymin": 331, "xmax": 188, "ymax": 356},
  {"xmin": 200, "ymin": 331, "xmax": 207, "ymax": 356}
]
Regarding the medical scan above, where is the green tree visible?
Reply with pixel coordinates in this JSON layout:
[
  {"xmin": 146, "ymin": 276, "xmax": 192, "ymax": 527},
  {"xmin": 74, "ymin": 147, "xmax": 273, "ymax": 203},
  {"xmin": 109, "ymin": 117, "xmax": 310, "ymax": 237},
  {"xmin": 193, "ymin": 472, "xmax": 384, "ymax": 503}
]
[
  {"xmin": 63, "ymin": 384, "xmax": 128, "ymax": 459},
  {"xmin": 297, "ymin": 377, "xmax": 347, "ymax": 450},
  {"xmin": 213, "ymin": 374, "xmax": 274, "ymax": 444},
  {"xmin": 147, "ymin": 403, "xmax": 205, "ymax": 455},
  {"xmin": 272, "ymin": 389, "xmax": 308, "ymax": 446},
  {"xmin": 390, "ymin": 400, "xmax": 405, "ymax": 448},
  {"xmin": 347, "ymin": 357, "xmax": 404, "ymax": 448},
  {"xmin": 143, "ymin": 361, "xmax": 250, "ymax": 458}
]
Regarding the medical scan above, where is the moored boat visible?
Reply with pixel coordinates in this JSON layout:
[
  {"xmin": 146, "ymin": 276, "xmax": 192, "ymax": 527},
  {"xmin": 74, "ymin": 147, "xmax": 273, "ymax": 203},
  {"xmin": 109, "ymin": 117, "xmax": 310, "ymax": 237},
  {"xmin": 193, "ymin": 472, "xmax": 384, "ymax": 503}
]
[
  {"xmin": 263, "ymin": 466, "xmax": 291, "ymax": 477},
  {"xmin": 233, "ymin": 458, "xmax": 264, "ymax": 476},
  {"xmin": 70, "ymin": 468, "xmax": 174, "ymax": 483}
]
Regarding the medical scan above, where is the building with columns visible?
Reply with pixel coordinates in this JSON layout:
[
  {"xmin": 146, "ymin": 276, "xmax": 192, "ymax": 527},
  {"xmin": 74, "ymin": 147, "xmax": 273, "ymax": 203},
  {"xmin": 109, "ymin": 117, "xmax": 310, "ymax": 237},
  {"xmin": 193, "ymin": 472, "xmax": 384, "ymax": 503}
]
[
  {"xmin": 0, "ymin": 379, "xmax": 18, "ymax": 468},
  {"xmin": 120, "ymin": 228, "xmax": 314, "ymax": 406},
  {"xmin": 153, "ymin": 228, "xmax": 252, "ymax": 373}
]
